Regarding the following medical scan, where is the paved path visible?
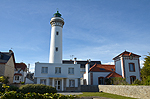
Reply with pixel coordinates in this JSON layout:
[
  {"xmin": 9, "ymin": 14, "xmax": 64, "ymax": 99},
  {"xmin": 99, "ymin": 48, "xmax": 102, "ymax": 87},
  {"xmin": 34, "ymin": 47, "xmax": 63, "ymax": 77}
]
[{"xmin": 58, "ymin": 92, "xmax": 83, "ymax": 95}]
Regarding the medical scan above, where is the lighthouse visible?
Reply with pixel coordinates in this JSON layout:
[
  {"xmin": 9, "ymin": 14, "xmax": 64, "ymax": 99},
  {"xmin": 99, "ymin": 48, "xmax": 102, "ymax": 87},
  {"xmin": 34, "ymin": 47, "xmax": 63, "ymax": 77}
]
[{"xmin": 49, "ymin": 11, "xmax": 64, "ymax": 63}]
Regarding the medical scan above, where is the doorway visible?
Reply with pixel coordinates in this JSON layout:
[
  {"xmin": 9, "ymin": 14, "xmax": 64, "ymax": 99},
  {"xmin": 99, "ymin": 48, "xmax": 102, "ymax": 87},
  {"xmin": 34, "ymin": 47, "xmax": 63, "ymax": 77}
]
[{"xmin": 55, "ymin": 80, "xmax": 61, "ymax": 91}]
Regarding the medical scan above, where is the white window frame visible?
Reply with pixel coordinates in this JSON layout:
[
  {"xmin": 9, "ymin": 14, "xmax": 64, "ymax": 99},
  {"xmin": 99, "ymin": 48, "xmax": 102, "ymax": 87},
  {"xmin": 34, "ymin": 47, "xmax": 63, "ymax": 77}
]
[
  {"xmin": 41, "ymin": 67, "xmax": 48, "ymax": 73},
  {"xmin": 15, "ymin": 76, "xmax": 19, "ymax": 80},
  {"xmin": 40, "ymin": 79, "xmax": 46, "ymax": 85},
  {"xmin": 69, "ymin": 79, "xmax": 75, "ymax": 87},
  {"xmin": 55, "ymin": 67, "xmax": 61, "ymax": 74},
  {"xmin": 68, "ymin": 68, "xmax": 74, "ymax": 74}
]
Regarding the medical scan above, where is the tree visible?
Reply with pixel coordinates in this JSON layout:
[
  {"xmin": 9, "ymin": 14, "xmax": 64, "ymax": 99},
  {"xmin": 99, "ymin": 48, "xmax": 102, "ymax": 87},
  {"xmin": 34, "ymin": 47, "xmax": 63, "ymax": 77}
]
[
  {"xmin": 141, "ymin": 52, "xmax": 150, "ymax": 81},
  {"xmin": 0, "ymin": 76, "xmax": 9, "ymax": 84}
]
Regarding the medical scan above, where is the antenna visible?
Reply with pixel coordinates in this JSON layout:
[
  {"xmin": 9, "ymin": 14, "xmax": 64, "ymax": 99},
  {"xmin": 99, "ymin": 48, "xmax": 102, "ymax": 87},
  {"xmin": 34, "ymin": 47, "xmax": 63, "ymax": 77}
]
[{"xmin": 70, "ymin": 55, "xmax": 74, "ymax": 60}]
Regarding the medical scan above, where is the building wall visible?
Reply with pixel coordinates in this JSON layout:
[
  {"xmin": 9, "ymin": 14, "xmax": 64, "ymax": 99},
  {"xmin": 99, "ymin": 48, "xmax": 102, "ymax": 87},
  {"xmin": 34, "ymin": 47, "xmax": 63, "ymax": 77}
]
[
  {"xmin": 35, "ymin": 62, "xmax": 80, "ymax": 91},
  {"xmin": 123, "ymin": 57, "xmax": 140, "ymax": 84},
  {"xmin": 92, "ymin": 72, "xmax": 110, "ymax": 85},
  {"xmin": 115, "ymin": 59, "xmax": 122, "ymax": 76},
  {"xmin": 0, "ymin": 63, "xmax": 5, "ymax": 76},
  {"xmin": 4, "ymin": 56, "xmax": 15, "ymax": 83},
  {"xmin": 35, "ymin": 63, "xmax": 80, "ymax": 78}
]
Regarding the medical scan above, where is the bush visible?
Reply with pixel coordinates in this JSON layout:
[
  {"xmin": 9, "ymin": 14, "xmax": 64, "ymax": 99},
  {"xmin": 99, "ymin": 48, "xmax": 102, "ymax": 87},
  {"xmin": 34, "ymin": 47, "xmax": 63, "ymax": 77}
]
[
  {"xmin": 0, "ymin": 91, "xmax": 78, "ymax": 99},
  {"xmin": 1, "ymin": 91, "xmax": 24, "ymax": 99},
  {"xmin": 19, "ymin": 84, "xmax": 57, "ymax": 94},
  {"xmin": 8, "ymin": 85, "xmax": 19, "ymax": 91},
  {"xmin": 132, "ymin": 79, "xmax": 142, "ymax": 85},
  {"xmin": 144, "ymin": 76, "xmax": 150, "ymax": 85},
  {"xmin": 111, "ymin": 77, "xmax": 128, "ymax": 85}
]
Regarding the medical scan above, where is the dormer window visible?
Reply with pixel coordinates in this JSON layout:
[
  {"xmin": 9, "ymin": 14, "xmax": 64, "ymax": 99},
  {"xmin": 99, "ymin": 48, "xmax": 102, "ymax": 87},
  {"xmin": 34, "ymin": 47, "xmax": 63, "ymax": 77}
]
[
  {"xmin": 100, "ymin": 68, "xmax": 105, "ymax": 70},
  {"xmin": 111, "ymin": 68, "xmax": 114, "ymax": 71}
]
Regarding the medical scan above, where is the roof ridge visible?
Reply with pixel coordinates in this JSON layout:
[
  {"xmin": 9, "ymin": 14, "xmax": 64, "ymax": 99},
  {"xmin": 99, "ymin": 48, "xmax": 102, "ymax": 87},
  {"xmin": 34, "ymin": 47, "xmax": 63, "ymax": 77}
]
[{"xmin": 89, "ymin": 63, "xmax": 97, "ymax": 72}]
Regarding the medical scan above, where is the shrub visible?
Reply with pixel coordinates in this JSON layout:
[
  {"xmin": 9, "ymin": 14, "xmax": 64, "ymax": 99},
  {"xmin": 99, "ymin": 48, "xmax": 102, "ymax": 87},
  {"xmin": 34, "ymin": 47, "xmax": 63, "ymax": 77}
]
[
  {"xmin": 132, "ymin": 79, "xmax": 142, "ymax": 85},
  {"xmin": 0, "ymin": 91, "xmax": 78, "ymax": 99},
  {"xmin": 8, "ymin": 85, "xmax": 19, "ymax": 91},
  {"xmin": 144, "ymin": 75, "xmax": 150, "ymax": 85},
  {"xmin": 1, "ymin": 91, "xmax": 24, "ymax": 99},
  {"xmin": 19, "ymin": 84, "xmax": 57, "ymax": 94},
  {"xmin": 111, "ymin": 77, "xmax": 128, "ymax": 85}
]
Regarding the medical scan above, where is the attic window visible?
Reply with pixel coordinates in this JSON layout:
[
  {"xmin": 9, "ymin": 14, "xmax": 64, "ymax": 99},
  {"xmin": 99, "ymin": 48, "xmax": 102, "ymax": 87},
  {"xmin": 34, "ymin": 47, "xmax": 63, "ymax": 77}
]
[
  {"xmin": 100, "ymin": 68, "xmax": 105, "ymax": 70},
  {"xmin": 111, "ymin": 68, "xmax": 114, "ymax": 71}
]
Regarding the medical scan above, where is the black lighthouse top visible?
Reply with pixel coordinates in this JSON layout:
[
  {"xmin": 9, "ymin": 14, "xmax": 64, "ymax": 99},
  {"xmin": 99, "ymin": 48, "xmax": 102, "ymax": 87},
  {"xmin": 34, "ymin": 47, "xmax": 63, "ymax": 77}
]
[{"xmin": 54, "ymin": 11, "xmax": 62, "ymax": 17}]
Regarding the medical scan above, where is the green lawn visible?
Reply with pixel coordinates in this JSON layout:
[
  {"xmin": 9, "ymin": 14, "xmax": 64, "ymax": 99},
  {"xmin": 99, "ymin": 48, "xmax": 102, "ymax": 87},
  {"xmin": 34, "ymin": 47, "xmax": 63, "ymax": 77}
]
[{"xmin": 78, "ymin": 92, "xmax": 137, "ymax": 99}]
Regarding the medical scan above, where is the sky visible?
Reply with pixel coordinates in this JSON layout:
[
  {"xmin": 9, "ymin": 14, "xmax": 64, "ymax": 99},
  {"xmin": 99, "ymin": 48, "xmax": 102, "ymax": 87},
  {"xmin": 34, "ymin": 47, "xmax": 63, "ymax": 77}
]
[{"xmin": 0, "ymin": 0, "xmax": 150, "ymax": 73}]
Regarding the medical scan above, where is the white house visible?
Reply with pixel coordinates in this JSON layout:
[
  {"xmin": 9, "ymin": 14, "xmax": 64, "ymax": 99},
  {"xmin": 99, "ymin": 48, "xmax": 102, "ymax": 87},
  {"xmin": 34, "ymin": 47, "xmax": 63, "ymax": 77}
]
[
  {"xmin": 34, "ymin": 11, "xmax": 80, "ymax": 91},
  {"xmin": 84, "ymin": 50, "xmax": 141, "ymax": 85},
  {"xmin": 13, "ymin": 63, "xmax": 27, "ymax": 83},
  {"xmin": 83, "ymin": 63, "xmax": 122, "ymax": 85},
  {"xmin": 113, "ymin": 50, "xmax": 141, "ymax": 84}
]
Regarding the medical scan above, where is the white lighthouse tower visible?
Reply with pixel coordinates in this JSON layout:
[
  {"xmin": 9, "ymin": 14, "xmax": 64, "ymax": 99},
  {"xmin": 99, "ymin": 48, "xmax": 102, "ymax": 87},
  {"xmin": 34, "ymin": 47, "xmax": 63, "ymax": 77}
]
[{"xmin": 49, "ymin": 11, "xmax": 64, "ymax": 63}]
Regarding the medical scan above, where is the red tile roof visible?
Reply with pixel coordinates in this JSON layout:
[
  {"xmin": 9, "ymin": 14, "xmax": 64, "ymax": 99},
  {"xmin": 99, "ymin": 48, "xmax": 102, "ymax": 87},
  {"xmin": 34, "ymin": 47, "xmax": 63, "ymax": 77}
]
[
  {"xmin": 106, "ymin": 72, "xmax": 122, "ymax": 78},
  {"xmin": 15, "ymin": 63, "xmax": 27, "ymax": 71},
  {"xmin": 113, "ymin": 50, "xmax": 141, "ymax": 60},
  {"xmin": 14, "ymin": 73, "xmax": 22, "ymax": 76},
  {"xmin": 89, "ymin": 64, "xmax": 115, "ymax": 72}
]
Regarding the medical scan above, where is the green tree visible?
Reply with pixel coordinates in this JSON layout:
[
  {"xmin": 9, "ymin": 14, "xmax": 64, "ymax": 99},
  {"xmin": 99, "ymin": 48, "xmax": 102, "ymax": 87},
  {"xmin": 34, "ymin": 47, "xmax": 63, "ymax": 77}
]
[
  {"xmin": 141, "ymin": 52, "xmax": 150, "ymax": 81},
  {"xmin": 0, "ymin": 76, "xmax": 9, "ymax": 84}
]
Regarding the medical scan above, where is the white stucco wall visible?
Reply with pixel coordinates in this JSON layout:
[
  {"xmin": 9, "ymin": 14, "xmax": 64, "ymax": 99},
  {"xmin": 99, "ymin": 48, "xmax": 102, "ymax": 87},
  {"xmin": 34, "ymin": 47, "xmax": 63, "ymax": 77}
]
[
  {"xmin": 92, "ymin": 72, "xmax": 111, "ymax": 85},
  {"xmin": 115, "ymin": 60, "xmax": 122, "ymax": 76},
  {"xmin": 123, "ymin": 58, "xmax": 140, "ymax": 84},
  {"xmin": 35, "ymin": 63, "xmax": 80, "ymax": 78},
  {"xmin": 35, "ymin": 62, "xmax": 80, "ymax": 87}
]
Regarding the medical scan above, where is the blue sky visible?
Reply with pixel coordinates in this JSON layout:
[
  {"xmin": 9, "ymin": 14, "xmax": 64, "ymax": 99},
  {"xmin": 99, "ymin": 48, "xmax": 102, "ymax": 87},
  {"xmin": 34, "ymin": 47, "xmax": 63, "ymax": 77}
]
[{"xmin": 1, "ymin": 0, "xmax": 150, "ymax": 72}]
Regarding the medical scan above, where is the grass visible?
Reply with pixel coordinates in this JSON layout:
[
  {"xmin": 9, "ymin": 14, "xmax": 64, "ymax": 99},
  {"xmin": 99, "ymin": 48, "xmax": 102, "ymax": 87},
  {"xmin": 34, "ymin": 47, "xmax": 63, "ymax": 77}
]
[{"xmin": 78, "ymin": 92, "xmax": 137, "ymax": 99}]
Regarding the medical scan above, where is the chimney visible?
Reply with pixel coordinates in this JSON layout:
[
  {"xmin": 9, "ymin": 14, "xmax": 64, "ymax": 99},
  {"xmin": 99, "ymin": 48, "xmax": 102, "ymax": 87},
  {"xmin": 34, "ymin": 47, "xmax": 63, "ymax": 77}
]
[
  {"xmin": 9, "ymin": 50, "xmax": 13, "ymax": 54},
  {"xmin": 74, "ymin": 58, "xmax": 77, "ymax": 64},
  {"xmin": 89, "ymin": 59, "xmax": 91, "ymax": 62}
]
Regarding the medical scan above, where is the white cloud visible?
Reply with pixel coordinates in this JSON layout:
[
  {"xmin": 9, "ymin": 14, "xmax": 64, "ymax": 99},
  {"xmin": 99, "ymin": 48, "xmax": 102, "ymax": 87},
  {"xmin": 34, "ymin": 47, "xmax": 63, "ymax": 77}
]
[{"xmin": 29, "ymin": 64, "xmax": 35, "ymax": 73}]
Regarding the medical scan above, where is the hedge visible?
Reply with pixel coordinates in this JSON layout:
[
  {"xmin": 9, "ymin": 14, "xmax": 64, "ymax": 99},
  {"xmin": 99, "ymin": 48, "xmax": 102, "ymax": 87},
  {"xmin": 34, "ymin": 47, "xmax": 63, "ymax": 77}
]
[
  {"xmin": 0, "ymin": 91, "xmax": 78, "ymax": 99},
  {"xmin": 19, "ymin": 84, "xmax": 57, "ymax": 94}
]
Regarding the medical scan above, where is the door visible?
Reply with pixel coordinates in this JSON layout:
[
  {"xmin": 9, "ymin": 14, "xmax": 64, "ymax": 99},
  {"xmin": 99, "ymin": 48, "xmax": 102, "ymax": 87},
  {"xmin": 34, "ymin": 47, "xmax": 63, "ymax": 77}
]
[
  {"xmin": 55, "ymin": 80, "xmax": 61, "ymax": 91},
  {"xmin": 98, "ymin": 77, "xmax": 104, "ymax": 85}
]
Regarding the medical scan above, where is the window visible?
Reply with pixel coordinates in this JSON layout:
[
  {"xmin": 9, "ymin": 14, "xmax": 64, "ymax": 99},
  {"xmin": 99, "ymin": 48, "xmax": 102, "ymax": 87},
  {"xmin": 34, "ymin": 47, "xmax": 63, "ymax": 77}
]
[
  {"xmin": 41, "ymin": 67, "xmax": 48, "ymax": 73},
  {"xmin": 68, "ymin": 68, "xmax": 74, "ymax": 74},
  {"xmin": 69, "ymin": 80, "xmax": 75, "ymax": 87},
  {"xmin": 15, "ymin": 76, "xmax": 19, "ymax": 80},
  {"xmin": 111, "ymin": 68, "xmax": 114, "ymax": 71},
  {"xmin": 55, "ymin": 67, "xmax": 61, "ymax": 74},
  {"xmin": 129, "ymin": 63, "xmax": 135, "ymax": 72},
  {"xmin": 130, "ymin": 76, "xmax": 136, "ymax": 84},
  {"xmin": 56, "ymin": 31, "xmax": 59, "ymax": 35},
  {"xmin": 56, "ymin": 47, "xmax": 58, "ymax": 51},
  {"xmin": 100, "ymin": 68, "xmax": 105, "ymax": 70},
  {"xmin": 40, "ymin": 79, "xmax": 46, "ymax": 85}
]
